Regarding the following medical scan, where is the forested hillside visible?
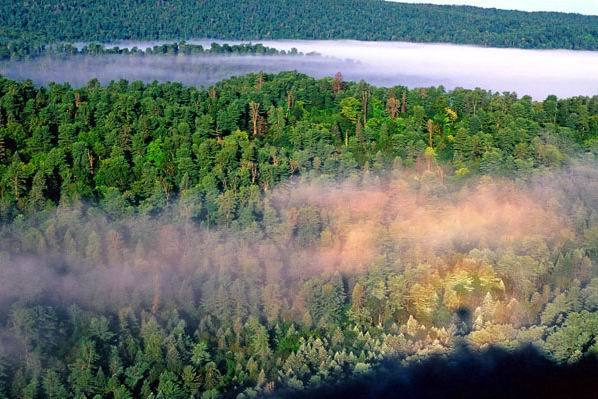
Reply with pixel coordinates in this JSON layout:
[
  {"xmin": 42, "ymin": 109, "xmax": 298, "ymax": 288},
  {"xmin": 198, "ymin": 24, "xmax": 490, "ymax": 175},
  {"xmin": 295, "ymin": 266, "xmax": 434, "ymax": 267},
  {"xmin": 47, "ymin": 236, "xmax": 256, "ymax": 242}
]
[
  {"xmin": 1, "ymin": 0, "xmax": 597, "ymax": 59},
  {"xmin": 0, "ymin": 72, "xmax": 597, "ymax": 398},
  {"xmin": 0, "ymin": 71, "xmax": 596, "ymax": 221}
]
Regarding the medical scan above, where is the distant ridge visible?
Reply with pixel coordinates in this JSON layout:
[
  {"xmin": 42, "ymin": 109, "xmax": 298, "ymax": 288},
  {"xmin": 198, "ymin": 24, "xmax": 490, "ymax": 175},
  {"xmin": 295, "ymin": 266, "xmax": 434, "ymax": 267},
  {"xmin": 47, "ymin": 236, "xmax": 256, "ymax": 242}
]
[
  {"xmin": 385, "ymin": 0, "xmax": 598, "ymax": 16},
  {"xmin": 1, "ymin": 0, "xmax": 597, "ymax": 58}
]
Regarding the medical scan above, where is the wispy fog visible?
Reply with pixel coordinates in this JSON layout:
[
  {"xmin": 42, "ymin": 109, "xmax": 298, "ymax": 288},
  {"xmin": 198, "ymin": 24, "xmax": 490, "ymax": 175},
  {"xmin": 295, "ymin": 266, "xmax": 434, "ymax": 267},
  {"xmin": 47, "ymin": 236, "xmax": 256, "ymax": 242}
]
[
  {"xmin": 2, "ymin": 40, "xmax": 597, "ymax": 98},
  {"xmin": 1, "ymin": 164, "xmax": 595, "ymax": 315},
  {"xmin": 0, "ymin": 54, "xmax": 363, "ymax": 89}
]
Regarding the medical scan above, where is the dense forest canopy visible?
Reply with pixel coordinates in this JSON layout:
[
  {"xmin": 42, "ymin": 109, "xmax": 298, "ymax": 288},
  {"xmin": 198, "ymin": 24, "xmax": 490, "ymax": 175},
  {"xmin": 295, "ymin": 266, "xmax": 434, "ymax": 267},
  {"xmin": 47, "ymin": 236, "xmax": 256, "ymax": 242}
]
[
  {"xmin": 0, "ymin": 71, "xmax": 596, "ymax": 221},
  {"xmin": 40, "ymin": 42, "xmax": 302, "ymax": 58},
  {"xmin": 0, "ymin": 71, "xmax": 597, "ymax": 398},
  {"xmin": 0, "ymin": 41, "xmax": 304, "ymax": 61},
  {"xmin": 1, "ymin": 0, "xmax": 598, "ymax": 59}
]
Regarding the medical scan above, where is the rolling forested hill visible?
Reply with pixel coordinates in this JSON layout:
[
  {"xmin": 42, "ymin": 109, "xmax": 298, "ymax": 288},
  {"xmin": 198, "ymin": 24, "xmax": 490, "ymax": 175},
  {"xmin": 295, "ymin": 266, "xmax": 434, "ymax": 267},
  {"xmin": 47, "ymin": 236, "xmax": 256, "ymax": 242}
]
[
  {"xmin": 1, "ymin": 1, "xmax": 597, "ymax": 398},
  {"xmin": 0, "ymin": 72, "xmax": 597, "ymax": 398},
  {"xmin": 1, "ymin": 0, "xmax": 597, "ymax": 59},
  {"xmin": 0, "ymin": 71, "xmax": 596, "ymax": 222}
]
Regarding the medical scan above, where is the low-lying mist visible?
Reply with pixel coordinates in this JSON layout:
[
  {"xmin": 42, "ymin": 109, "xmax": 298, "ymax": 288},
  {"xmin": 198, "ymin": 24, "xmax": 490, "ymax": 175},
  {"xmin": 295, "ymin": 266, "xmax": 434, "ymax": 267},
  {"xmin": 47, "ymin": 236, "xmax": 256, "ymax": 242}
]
[
  {"xmin": 0, "ymin": 163, "xmax": 595, "ymax": 318},
  {"xmin": 0, "ymin": 163, "xmax": 596, "ymax": 397},
  {"xmin": 2, "ymin": 40, "xmax": 597, "ymax": 98}
]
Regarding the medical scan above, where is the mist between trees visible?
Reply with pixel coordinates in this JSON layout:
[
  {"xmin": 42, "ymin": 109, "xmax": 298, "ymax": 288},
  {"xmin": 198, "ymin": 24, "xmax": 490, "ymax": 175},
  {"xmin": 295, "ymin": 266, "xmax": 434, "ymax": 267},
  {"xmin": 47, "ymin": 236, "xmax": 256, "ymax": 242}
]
[
  {"xmin": 0, "ymin": 68, "xmax": 596, "ymax": 397},
  {"xmin": 0, "ymin": 163, "xmax": 596, "ymax": 398},
  {"xmin": 3, "ymin": 40, "xmax": 598, "ymax": 98}
]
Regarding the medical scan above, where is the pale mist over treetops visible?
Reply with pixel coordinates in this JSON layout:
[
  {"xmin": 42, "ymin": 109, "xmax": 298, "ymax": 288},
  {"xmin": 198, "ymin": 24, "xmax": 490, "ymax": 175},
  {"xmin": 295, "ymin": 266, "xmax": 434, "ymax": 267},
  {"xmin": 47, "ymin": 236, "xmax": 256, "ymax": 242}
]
[{"xmin": 2, "ymin": 40, "xmax": 598, "ymax": 98}]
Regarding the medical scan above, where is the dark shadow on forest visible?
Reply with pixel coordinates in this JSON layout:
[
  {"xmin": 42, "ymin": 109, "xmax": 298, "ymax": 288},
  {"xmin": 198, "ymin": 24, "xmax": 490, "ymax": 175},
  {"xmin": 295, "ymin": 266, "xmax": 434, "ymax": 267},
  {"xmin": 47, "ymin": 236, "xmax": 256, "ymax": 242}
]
[{"xmin": 271, "ymin": 345, "xmax": 598, "ymax": 399}]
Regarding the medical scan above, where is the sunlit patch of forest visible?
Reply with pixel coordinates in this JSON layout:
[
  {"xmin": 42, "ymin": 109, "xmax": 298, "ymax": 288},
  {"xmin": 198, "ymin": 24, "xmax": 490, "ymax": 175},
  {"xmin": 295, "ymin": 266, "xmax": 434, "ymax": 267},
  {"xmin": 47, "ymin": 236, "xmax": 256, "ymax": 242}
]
[{"xmin": 0, "ymin": 71, "xmax": 596, "ymax": 398}]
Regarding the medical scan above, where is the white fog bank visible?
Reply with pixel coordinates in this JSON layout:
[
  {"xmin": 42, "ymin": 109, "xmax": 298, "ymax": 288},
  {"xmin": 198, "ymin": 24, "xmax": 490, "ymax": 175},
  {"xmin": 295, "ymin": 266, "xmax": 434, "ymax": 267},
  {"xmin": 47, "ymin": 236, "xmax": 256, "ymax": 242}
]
[
  {"xmin": 2, "ymin": 40, "xmax": 597, "ymax": 98},
  {"xmin": 257, "ymin": 40, "xmax": 598, "ymax": 98}
]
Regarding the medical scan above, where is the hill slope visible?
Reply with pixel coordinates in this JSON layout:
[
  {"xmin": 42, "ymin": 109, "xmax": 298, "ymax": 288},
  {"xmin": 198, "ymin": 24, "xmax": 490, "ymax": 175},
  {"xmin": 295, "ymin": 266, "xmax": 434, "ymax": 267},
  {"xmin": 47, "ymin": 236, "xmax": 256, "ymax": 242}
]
[{"xmin": 1, "ymin": 0, "xmax": 597, "ymax": 57}]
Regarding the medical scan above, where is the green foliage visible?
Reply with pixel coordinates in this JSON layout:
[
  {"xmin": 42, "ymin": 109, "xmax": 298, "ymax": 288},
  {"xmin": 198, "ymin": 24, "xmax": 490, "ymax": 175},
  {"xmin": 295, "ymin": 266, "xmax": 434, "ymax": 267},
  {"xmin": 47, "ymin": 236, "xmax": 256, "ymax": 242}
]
[
  {"xmin": 1, "ymin": 0, "xmax": 598, "ymax": 60},
  {"xmin": 545, "ymin": 311, "xmax": 598, "ymax": 363},
  {"xmin": 0, "ymin": 39, "xmax": 300, "ymax": 60},
  {"xmin": 0, "ymin": 72, "xmax": 595, "ymax": 225},
  {"xmin": 0, "ymin": 71, "xmax": 596, "ymax": 398},
  {"xmin": 42, "ymin": 370, "xmax": 68, "ymax": 399}
]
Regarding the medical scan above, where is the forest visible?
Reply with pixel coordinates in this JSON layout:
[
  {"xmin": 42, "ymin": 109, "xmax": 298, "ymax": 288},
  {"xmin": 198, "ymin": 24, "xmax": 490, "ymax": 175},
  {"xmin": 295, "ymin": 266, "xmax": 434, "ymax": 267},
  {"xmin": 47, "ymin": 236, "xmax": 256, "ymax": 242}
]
[
  {"xmin": 0, "ymin": 71, "xmax": 596, "ymax": 398},
  {"xmin": 1, "ymin": 0, "xmax": 598, "ymax": 59},
  {"xmin": 0, "ymin": 42, "xmax": 302, "ymax": 61}
]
